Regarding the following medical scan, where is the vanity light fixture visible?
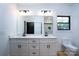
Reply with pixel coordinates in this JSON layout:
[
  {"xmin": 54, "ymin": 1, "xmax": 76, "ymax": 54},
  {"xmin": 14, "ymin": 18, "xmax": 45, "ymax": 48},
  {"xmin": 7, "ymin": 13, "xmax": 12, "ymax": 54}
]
[
  {"xmin": 41, "ymin": 10, "xmax": 51, "ymax": 13},
  {"xmin": 38, "ymin": 10, "xmax": 53, "ymax": 16},
  {"xmin": 19, "ymin": 10, "xmax": 29, "ymax": 13},
  {"xmin": 18, "ymin": 10, "xmax": 32, "ymax": 15}
]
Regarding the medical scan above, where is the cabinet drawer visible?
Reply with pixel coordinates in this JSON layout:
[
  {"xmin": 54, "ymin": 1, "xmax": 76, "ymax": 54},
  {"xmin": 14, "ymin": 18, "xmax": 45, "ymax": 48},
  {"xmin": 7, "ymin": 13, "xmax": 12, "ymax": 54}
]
[
  {"xmin": 29, "ymin": 44, "xmax": 39, "ymax": 49},
  {"xmin": 28, "ymin": 39, "xmax": 39, "ymax": 44},
  {"xmin": 40, "ymin": 39, "xmax": 49, "ymax": 43},
  {"xmin": 40, "ymin": 38, "xmax": 57, "ymax": 44},
  {"xmin": 49, "ymin": 39, "xmax": 57, "ymax": 43},
  {"xmin": 29, "ymin": 49, "xmax": 39, "ymax": 56},
  {"xmin": 10, "ymin": 38, "xmax": 28, "ymax": 44},
  {"xmin": 20, "ymin": 39, "xmax": 28, "ymax": 44}
]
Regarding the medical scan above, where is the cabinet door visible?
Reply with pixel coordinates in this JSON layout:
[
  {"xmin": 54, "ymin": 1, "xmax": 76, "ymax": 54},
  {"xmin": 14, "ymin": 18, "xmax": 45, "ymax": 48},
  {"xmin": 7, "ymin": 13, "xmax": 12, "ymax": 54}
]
[
  {"xmin": 48, "ymin": 43, "xmax": 57, "ymax": 56},
  {"xmin": 20, "ymin": 43, "xmax": 29, "ymax": 56},
  {"xmin": 40, "ymin": 44, "xmax": 49, "ymax": 56},
  {"xmin": 48, "ymin": 39, "xmax": 60, "ymax": 56},
  {"xmin": 10, "ymin": 41, "xmax": 28, "ymax": 56},
  {"xmin": 10, "ymin": 43, "xmax": 21, "ymax": 56}
]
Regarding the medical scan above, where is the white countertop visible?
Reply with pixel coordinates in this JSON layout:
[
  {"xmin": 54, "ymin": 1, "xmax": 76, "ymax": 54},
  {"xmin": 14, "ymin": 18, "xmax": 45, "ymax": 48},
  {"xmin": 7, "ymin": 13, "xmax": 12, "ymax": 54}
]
[{"xmin": 9, "ymin": 34, "xmax": 56, "ymax": 39}]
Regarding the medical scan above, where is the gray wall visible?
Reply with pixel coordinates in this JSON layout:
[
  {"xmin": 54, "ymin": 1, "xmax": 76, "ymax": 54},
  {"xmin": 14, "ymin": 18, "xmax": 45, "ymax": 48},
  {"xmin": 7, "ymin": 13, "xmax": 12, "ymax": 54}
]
[
  {"xmin": 0, "ymin": 4, "xmax": 17, "ymax": 55},
  {"xmin": 70, "ymin": 4, "xmax": 79, "ymax": 47}
]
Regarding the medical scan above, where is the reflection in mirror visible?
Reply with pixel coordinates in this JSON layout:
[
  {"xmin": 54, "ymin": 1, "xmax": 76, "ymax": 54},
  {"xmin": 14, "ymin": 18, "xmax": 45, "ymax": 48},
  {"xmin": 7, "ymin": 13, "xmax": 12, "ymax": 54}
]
[
  {"xmin": 44, "ymin": 16, "xmax": 53, "ymax": 34},
  {"xmin": 24, "ymin": 21, "xmax": 34, "ymax": 34},
  {"xmin": 24, "ymin": 21, "xmax": 42, "ymax": 34},
  {"xmin": 34, "ymin": 22, "xmax": 42, "ymax": 34}
]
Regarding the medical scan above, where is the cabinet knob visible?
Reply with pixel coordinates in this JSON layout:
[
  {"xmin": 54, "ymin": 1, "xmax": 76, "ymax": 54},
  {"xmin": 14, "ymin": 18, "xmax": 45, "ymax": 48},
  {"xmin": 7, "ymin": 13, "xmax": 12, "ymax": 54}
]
[{"xmin": 18, "ymin": 44, "xmax": 21, "ymax": 48}]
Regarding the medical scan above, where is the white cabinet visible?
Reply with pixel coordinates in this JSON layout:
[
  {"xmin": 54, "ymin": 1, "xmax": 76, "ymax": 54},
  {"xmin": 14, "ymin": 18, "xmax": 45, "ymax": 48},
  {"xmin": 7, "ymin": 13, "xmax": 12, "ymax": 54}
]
[
  {"xmin": 28, "ymin": 39, "xmax": 40, "ymax": 56},
  {"xmin": 9, "ymin": 37, "xmax": 60, "ymax": 56},
  {"xmin": 48, "ymin": 43, "xmax": 57, "ymax": 56},
  {"xmin": 9, "ymin": 39, "xmax": 29, "ymax": 56},
  {"xmin": 40, "ymin": 38, "xmax": 57, "ymax": 56}
]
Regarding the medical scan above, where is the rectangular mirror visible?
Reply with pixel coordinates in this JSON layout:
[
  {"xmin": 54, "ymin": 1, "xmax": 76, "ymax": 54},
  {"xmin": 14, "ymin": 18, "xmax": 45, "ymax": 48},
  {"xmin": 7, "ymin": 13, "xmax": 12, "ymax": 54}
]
[{"xmin": 17, "ymin": 15, "xmax": 53, "ymax": 35}]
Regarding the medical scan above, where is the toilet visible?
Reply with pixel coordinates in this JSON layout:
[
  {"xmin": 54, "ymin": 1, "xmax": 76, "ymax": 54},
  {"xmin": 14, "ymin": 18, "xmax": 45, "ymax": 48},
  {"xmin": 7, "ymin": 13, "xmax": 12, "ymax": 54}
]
[
  {"xmin": 62, "ymin": 38, "xmax": 78, "ymax": 56},
  {"xmin": 63, "ymin": 44, "xmax": 78, "ymax": 56}
]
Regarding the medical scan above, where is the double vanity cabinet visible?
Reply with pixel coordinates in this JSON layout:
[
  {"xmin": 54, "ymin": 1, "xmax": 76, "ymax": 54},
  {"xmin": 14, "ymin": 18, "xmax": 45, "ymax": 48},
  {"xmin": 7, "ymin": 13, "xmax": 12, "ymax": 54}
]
[{"xmin": 9, "ymin": 35, "xmax": 61, "ymax": 56}]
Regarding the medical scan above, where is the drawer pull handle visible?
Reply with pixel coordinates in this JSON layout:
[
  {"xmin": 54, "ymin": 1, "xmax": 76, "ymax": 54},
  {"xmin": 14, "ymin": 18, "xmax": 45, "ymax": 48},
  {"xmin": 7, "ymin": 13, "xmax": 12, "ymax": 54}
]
[
  {"xmin": 49, "ymin": 45, "xmax": 50, "ymax": 48},
  {"xmin": 47, "ymin": 45, "xmax": 49, "ymax": 48},
  {"xmin": 18, "ymin": 45, "xmax": 21, "ymax": 48},
  {"xmin": 47, "ymin": 45, "xmax": 50, "ymax": 48},
  {"xmin": 32, "ymin": 52, "xmax": 36, "ymax": 54},
  {"xmin": 32, "ymin": 40, "xmax": 36, "ymax": 42}
]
